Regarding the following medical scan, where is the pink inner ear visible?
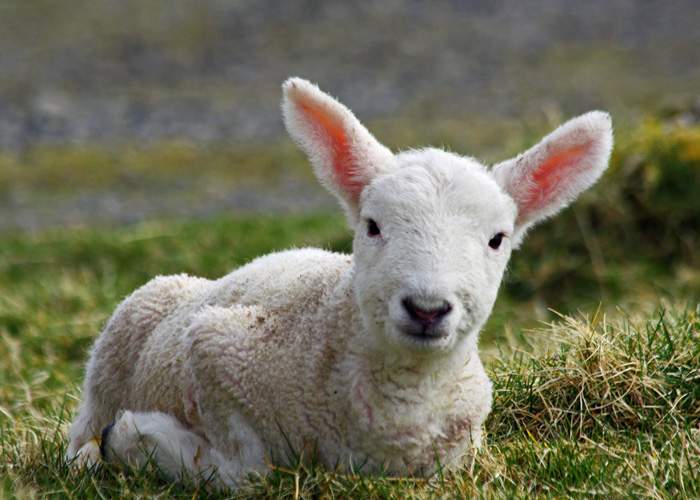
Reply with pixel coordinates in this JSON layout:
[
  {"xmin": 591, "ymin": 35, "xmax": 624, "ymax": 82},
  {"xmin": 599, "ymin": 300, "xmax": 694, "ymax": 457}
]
[
  {"xmin": 296, "ymin": 98, "xmax": 365, "ymax": 202},
  {"xmin": 521, "ymin": 141, "xmax": 591, "ymax": 216}
]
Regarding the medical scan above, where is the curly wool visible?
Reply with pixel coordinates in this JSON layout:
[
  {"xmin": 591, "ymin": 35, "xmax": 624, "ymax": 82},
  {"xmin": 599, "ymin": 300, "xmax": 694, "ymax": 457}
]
[{"xmin": 70, "ymin": 249, "xmax": 491, "ymax": 475}]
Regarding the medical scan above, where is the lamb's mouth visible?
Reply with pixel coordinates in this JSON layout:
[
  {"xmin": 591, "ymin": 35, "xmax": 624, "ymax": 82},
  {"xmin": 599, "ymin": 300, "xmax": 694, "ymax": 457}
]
[{"xmin": 397, "ymin": 324, "xmax": 452, "ymax": 348}]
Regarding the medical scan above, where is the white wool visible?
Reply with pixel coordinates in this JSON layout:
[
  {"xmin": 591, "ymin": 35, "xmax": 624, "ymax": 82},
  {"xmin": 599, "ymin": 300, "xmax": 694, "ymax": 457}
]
[{"xmin": 67, "ymin": 77, "xmax": 613, "ymax": 489}]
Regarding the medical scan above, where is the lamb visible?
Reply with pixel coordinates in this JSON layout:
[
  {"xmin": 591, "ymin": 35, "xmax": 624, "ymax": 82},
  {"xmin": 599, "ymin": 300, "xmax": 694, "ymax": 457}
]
[{"xmin": 66, "ymin": 77, "xmax": 613, "ymax": 489}]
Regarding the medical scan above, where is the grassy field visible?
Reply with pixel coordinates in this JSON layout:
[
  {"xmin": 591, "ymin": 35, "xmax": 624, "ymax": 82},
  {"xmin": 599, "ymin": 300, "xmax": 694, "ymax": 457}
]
[
  {"xmin": 0, "ymin": 214, "xmax": 698, "ymax": 498},
  {"xmin": 1, "ymin": 115, "xmax": 699, "ymax": 497}
]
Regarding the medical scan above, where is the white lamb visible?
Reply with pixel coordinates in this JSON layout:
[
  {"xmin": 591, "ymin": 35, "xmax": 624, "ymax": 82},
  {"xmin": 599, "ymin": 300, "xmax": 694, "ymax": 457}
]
[{"xmin": 66, "ymin": 77, "xmax": 613, "ymax": 489}]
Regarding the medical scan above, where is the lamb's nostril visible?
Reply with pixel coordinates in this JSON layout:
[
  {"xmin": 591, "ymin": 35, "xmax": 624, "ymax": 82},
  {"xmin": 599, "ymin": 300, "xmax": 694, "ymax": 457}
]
[{"xmin": 402, "ymin": 297, "xmax": 453, "ymax": 324}]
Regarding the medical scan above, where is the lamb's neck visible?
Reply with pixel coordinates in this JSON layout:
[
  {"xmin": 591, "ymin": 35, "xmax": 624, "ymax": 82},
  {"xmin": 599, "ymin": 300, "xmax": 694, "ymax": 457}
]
[
  {"xmin": 322, "ymin": 258, "xmax": 364, "ymax": 344},
  {"xmin": 355, "ymin": 340, "xmax": 475, "ymax": 396},
  {"xmin": 326, "ymin": 259, "xmax": 476, "ymax": 398}
]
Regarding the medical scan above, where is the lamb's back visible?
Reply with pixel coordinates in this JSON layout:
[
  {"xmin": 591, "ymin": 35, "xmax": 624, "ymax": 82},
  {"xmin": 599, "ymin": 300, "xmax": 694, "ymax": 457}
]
[
  {"xmin": 208, "ymin": 247, "xmax": 353, "ymax": 310},
  {"xmin": 124, "ymin": 248, "xmax": 353, "ymax": 425}
]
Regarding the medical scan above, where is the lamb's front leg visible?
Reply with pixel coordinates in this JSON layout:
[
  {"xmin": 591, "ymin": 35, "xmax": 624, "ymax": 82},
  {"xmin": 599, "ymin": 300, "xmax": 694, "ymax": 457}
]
[{"xmin": 102, "ymin": 410, "xmax": 266, "ymax": 489}]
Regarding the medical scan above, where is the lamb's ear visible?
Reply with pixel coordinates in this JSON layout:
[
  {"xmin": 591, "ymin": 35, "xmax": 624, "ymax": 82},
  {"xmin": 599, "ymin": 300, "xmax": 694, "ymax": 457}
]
[
  {"xmin": 282, "ymin": 77, "xmax": 395, "ymax": 223},
  {"xmin": 492, "ymin": 111, "xmax": 613, "ymax": 245}
]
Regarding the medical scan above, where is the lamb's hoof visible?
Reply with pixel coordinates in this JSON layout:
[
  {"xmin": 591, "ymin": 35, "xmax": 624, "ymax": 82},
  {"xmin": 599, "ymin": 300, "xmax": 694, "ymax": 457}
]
[{"xmin": 70, "ymin": 439, "xmax": 102, "ymax": 469}]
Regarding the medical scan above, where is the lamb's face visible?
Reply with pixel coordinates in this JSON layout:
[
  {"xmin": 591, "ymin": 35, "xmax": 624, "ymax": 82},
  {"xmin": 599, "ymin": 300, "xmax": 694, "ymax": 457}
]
[
  {"xmin": 352, "ymin": 149, "xmax": 516, "ymax": 352},
  {"xmin": 282, "ymin": 77, "xmax": 612, "ymax": 357}
]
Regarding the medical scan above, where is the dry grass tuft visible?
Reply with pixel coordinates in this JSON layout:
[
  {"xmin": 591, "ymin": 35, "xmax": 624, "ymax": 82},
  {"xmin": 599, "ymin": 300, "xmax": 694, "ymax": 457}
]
[{"xmin": 489, "ymin": 307, "xmax": 700, "ymax": 441}]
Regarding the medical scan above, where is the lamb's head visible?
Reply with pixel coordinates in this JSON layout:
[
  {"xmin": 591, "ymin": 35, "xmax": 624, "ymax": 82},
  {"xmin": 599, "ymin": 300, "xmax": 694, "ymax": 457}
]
[{"xmin": 282, "ymin": 78, "xmax": 612, "ymax": 355}]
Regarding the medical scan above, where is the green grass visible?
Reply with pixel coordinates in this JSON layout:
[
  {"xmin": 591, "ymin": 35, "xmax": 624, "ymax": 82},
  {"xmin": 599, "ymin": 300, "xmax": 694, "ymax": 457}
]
[{"xmin": 0, "ymin": 214, "xmax": 698, "ymax": 498}]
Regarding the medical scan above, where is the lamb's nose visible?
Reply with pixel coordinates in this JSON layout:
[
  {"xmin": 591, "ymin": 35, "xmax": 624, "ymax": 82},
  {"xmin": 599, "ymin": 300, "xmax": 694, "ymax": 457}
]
[{"xmin": 402, "ymin": 297, "xmax": 453, "ymax": 325}]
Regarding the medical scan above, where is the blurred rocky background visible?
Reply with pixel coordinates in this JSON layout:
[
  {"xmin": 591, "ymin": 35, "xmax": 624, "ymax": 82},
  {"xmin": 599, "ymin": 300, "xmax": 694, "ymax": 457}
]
[
  {"xmin": 2, "ymin": 0, "xmax": 699, "ymax": 149},
  {"xmin": 1, "ymin": 0, "xmax": 699, "ymax": 232}
]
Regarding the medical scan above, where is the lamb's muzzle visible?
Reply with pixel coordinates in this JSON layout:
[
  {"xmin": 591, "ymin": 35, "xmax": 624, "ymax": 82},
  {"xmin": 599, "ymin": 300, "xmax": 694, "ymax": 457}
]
[{"xmin": 401, "ymin": 296, "xmax": 453, "ymax": 336}]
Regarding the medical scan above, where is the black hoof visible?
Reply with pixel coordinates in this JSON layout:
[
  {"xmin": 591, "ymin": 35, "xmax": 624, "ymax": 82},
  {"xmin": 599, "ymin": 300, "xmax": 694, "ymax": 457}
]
[{"xmin": 99, "ymin": 421, "xmax": 115, "ymax": 460}]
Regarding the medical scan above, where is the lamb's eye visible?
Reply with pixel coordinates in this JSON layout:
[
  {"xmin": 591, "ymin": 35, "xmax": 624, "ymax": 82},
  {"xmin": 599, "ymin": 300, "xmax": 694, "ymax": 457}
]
[
  {"xmin": 367, "ymin": 219, "xmax": 381, "ymax": 237},
  {"xmin": 488, "ymin": 232, "xmax": 505, "ymax": 250}
]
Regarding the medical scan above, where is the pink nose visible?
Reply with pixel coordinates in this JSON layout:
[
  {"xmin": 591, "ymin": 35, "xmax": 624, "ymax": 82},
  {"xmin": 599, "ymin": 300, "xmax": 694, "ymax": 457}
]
[{"xmin": 402, "ymin": 297, "xmax": 453, "ymax": 325}]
